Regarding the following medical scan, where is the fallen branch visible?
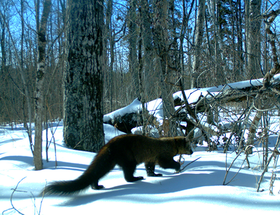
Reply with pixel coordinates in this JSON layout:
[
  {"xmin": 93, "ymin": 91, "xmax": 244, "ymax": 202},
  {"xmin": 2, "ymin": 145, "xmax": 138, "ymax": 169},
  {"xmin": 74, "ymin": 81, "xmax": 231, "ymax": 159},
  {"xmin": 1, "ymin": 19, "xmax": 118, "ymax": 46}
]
[{"xmin": 178, "ymin": 78, "xmax": 213, "ymax": 149}]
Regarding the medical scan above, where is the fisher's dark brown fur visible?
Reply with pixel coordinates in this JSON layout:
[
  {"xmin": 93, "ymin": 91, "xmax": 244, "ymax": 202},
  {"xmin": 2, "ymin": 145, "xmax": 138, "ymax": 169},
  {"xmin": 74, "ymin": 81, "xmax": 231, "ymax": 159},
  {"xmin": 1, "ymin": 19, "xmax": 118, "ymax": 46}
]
[{"xmin": 42, "ymin": 134, "xmax": 193, "ymax": 195}]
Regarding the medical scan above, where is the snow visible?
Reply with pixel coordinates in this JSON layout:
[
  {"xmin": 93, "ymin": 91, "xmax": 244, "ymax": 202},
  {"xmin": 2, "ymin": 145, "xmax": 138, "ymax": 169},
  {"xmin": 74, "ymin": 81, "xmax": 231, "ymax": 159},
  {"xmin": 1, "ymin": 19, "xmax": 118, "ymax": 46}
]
[
  {"xmin": 173, "ymin": 73, "xmax": 280, "ymax": 105},
  {"xmin": 103, "ymin": 74, "xmax": 280, "ymax": 128},
  {"xmin": 1, "ymin": 122, "xmax": 280, "ymax": 215},
  {"xmin": 2, "ymin": 74, "xmax": 280, "ymax": 214},
  {"xmin": 103, "ymin": 98, "xmax": 142, "ymax": 122}
]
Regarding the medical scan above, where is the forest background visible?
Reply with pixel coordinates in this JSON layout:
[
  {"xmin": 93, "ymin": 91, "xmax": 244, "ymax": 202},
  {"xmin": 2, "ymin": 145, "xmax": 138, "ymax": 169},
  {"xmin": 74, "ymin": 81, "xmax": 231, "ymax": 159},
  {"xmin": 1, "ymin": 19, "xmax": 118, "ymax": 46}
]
[
  {"xmin": 2, "ymin": 0, "xmax": 279, "ymax": 121},
  {"xmin": 1, "ymin": 0, "xmax": 280, "ymax": 163}
]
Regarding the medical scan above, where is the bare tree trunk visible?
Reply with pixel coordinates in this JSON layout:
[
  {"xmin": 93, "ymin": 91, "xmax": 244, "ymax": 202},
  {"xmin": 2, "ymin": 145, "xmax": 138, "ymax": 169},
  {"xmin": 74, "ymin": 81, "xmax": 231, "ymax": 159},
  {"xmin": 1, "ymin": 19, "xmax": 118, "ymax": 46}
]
[
  {"xmin": 0, "ymin": 6, "xmax": 7, "ymax": 83},
  {"xmin": 191, "ymin": 0, "xmax": 205, "ymax": 88},
  {"xmin": 128, "ymin": 0, "xmax": 139, "ymax": 98},
  {"xmin": 34, "ymin": 0, "xmax": 52, "ymax": 170},
  {"xmin": 245, "ymin": 9, "xmax": 280, "ymax": 160},
  {"xmin": 104, "ymin": 0, "xmax": 114, "ymax": 112},
  {"xmin": 64, "ymin": 0, "xmax": 105, "ymax": 152},
  {"xmin": 153, "ymin": 0, "xmax": 176, "ymax": 136},
  {"xmin": 137, "ymin": 18, "xmax": 146, "ymax": 135},
  {"xmin": 179, "ymin": 0, "xmax": 195, "ymax": 86},
  {"xmin": 20, "ymin": 0, "xmax": 28, "ymax": 130},
  {"xmin": 246, "ymin": 0, "xmax": 261, "ymax": 79},
  {"xmin": 140, "ymin": 0, "xmax": 154, "ymax": 101},
  {"xmin": 236, "ymin": 0, "xmax": 243, "ymax": 80},
  {"xmin": 206, "ymin": 0, "xmax": 226, "ymax": 86}
]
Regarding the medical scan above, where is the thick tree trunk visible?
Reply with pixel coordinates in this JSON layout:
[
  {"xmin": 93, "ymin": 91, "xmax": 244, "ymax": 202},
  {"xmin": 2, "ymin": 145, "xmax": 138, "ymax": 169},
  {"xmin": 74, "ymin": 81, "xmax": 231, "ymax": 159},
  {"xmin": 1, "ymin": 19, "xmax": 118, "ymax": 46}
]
[
  {"xmin": 64, "ymin": 0, "xmax": 104, "ymax": 152},
  {"xmin": 34, "ymin": 0, "xmax": 51, "ymax": 170},
  {"xmin": 153, "ymin": 0, "xmax": 176, "ymax": 136}
]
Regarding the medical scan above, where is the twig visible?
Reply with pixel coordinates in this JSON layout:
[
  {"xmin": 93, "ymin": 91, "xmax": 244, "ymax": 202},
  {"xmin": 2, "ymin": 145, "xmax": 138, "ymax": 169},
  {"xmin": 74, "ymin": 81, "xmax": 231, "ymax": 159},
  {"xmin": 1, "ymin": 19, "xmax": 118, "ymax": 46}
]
[
  {"xmin": 223, "ymin": 107, "xmax": 249, "ymax": 153},
  {"xmin": 8, "ymin": 177, "xmax": 27, "ymax": 215},
  {"xmin": 223, "ymin": 150, "xmax": 242, "ymax": 185},
  {"xmin": 176, "ymin": 157, "xmax": 201, "ymax": 173},
  {"xmin": 257, "ymin": 132, "xmax": 280, "ymax": 192},
  {"xmin": 2, "ymin": 176, "xmax": 44, "ymax": 215},
  {"xmin": 223, "ymin": 152, "xmax": 246, "ymax": 185},
  {"xmin": 269, "ymin": 171, "xmax": 276, "ymax": 195},
  {"xmin": 178, "ymin": 78, "xmax": 211, "ymax": 148},
  {"xmin": 223, "ymin": 103, "xmax": 253, "ymax": 180}
]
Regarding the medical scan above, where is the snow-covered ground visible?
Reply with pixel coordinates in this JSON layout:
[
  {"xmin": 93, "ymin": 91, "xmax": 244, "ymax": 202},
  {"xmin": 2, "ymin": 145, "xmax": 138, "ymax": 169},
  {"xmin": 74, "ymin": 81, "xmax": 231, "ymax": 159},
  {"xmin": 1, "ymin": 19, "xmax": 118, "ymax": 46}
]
[
  {"xmin": 1, "ymin": 121, "xmax": 280, "ymax": 215},
  {"xmin": 2, "ymin": 74, "xmax": 280, "ymax": 214}
]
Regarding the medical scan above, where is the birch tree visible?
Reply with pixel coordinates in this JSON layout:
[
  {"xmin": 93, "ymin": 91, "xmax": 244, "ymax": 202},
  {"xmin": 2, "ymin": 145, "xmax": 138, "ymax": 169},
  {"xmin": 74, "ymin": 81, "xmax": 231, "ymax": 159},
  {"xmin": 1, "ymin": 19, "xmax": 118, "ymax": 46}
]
[
  {"xmin": 34, "ymin": 0, "xmax": 52, "ymax": 170},
  {"xmin": 245, "ymin": 8, "xmax": 280, "ymax": 161}
]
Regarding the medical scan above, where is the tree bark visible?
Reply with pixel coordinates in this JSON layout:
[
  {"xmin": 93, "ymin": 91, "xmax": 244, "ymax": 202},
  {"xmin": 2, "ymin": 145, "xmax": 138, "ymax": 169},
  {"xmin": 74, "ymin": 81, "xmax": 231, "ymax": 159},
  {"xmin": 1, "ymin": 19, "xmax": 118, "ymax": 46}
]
[
  {"xmin": 140, "ymin": 0, "xmax": 154, "ymax": 101},
  {"xmin": 206, "ymin": 0, "xmax": 226, "ymax": 86},
  {"xmin": 128, "ymin": 0, "xmax": 139, "ymax": 98},
  {"xmin": 191, "ymin": 0, "xmax": 205, "ymax": 88},
  {"xmin": 246, "ymin": 0, "xmax": 261, "ymax": 79},
  {"xmin": 104, "ymin": 0, "xmax": 114, "ymax": 112},
  {"xmin": 64, "ymin": 0, "xmax": 105, "ymax": 152},
  {"xmin": 245, "ymin": 9, "xmax": 280, "ymax": 157},
  {"xmin": 34, "ymin": 0, "xmax": 52, "ymax": 170},
  {"xmin": 153, "ymin": 0, "xmax": 176, "ymax": 136}
]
